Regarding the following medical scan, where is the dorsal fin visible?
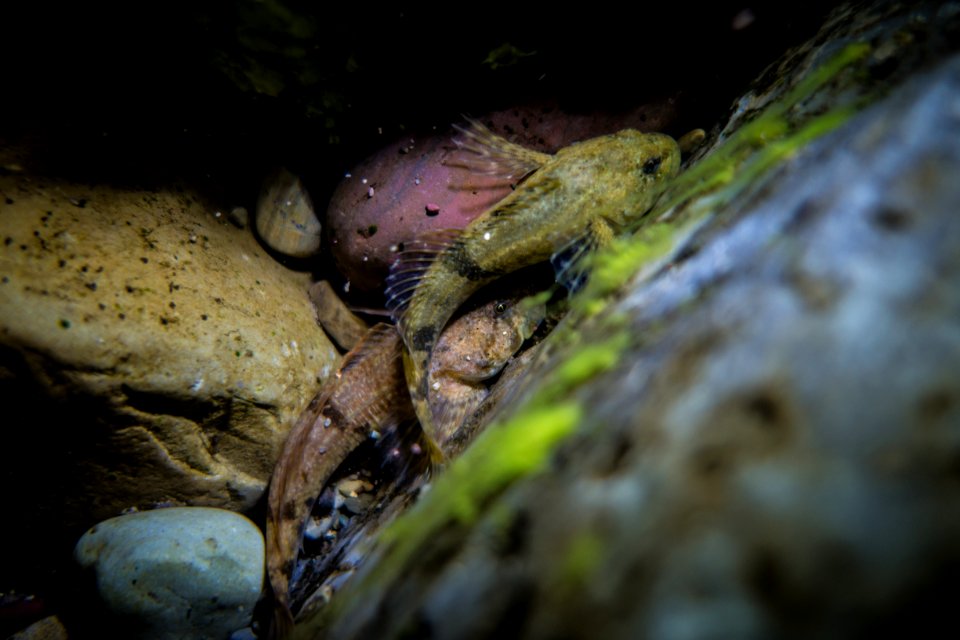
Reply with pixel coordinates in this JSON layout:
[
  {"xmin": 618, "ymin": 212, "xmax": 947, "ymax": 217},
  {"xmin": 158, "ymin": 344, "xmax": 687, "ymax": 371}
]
[
  {"xmin": 336, "ymin": 322, "xmax": 400, "ymax": 378},
  {"xmin": 384, "ymin": 229, "xmax": 461, "ymax": 324},
  {"xmin": 448, "ymin": 116, "xmax": 552, "ymax": 180}
]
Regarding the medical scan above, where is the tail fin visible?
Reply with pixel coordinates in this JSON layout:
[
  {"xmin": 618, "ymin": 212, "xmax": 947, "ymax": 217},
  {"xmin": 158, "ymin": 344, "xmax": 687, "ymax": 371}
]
[{"xmin": 270, "ymin": 601, "xmax": 296, "ymax": 640}]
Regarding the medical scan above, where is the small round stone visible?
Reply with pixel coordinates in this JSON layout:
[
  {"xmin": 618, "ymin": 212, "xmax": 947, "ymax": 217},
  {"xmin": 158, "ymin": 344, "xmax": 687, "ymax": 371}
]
[
  {"xmin": 74, "ymin": 507, "xmax": 264, "ymax": 640},
  {"xmin": 255, "ymin": 167, "xmax": 322, "ymax": 258}
]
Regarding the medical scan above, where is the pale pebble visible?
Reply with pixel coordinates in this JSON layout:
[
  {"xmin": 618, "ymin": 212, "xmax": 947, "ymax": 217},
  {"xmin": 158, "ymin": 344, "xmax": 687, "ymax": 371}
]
[{"xmin": 74, "ymin": 507, "xmax": 264, "ymax": 640}]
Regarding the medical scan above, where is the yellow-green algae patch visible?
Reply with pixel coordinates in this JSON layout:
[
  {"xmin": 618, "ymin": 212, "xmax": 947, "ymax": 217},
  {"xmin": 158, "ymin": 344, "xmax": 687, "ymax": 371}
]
[
  {"xmin": 390, "ymin": 401, "xmax": 581, "ymax": 536},
  {"xmin": 554, "ymin": 530, "xmax": 606, "ymax": 594},
  {"xmin": 656, "ymin": 42, "xmax": 871, "ymax": 223}
]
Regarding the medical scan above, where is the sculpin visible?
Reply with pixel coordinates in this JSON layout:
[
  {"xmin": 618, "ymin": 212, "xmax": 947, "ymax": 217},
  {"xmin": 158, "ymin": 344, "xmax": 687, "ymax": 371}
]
[
  {"xmin": 386, "ymin": 119, "xmax": 681, "ymax": 443},
  {"xmin": 266, "ymin": 290, "xmax": 543, "ymax": 638}
]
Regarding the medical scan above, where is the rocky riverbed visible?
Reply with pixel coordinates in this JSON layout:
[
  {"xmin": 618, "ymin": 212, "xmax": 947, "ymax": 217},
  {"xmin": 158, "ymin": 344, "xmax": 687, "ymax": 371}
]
[{"xmin": 2, "ymin": 2, "xmax": 959, "ymax": 638}]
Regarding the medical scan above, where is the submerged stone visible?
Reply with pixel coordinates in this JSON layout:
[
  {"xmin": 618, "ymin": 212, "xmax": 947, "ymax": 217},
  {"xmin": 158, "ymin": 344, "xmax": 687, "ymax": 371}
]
[
  {"xmin": 0, "ymin": 174, "xmax": 339, "ymax": 589},
  {"xmin": 74, "ymin": 507, "xmax": 264, "ymax": 640}
]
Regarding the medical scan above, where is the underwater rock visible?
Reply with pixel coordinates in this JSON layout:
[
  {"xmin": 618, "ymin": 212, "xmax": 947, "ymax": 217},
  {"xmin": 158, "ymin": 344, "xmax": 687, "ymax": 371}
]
[
  {"xmin": 75, "ymin": 507, "xmax": 264, "ymax": 640},
  {"xmin": 325, "ymin": 129, "xmax": 511, "ymax": 294},
  {"xmin": 325, "ymin": 102, "xmax": 679, "ymax": 294},
  {"xmin": 256, "ymin": 167, "xmax": 322, "ymax": 258},
  {"xmin": 0, "ymin": 174, "xmax": 339, "ymax": 588},
  {"xmin": 300, "ymin": 3, "xmax": 960, "ymax": 639},
  {"xmin": 8, "ymin": 616, "xmax": 68, "ymax": 640},
  {"xmin": 308, "ymin": 280, "xmax": 370, "ymax": 351}
]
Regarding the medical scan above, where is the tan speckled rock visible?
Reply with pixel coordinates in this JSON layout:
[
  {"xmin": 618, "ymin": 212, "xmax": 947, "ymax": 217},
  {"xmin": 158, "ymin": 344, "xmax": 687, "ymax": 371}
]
[{"xmin": 0, "ymin": 173, "xmax": 339, "ymax": 555}]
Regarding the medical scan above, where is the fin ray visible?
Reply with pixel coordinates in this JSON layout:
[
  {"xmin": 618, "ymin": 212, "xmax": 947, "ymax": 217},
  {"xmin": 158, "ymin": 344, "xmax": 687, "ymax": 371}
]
[
  {"xmin": 551, "ymin": 219, "xmax": 614, "ymax": 293},
  {"xmin": 385, "ymin": 229, "xmax": 461, "ymax": 323},
  {"xmin": 337, "ymin": 323, "xmax": 400, "ymax": 377},
  {"xmin": 448, "ymin": 116, "xmax": 551, "ymax": 180}
]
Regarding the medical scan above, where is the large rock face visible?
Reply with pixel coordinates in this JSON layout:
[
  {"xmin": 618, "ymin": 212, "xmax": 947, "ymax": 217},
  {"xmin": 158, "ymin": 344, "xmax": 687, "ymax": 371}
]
[
  {"xmin": 0, "ymin": 172, "xmax": 339, "ymax": 586},
  {"xmin": 300, "ymin": 3, "xmax": 960, "ymax": 639}
]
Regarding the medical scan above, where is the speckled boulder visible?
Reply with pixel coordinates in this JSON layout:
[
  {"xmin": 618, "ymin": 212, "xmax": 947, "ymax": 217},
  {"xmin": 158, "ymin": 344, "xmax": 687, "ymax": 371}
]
[
  {"xmin": 75, "ymin": 507, "xmax": 264, "ymax": 640},
  {"xmin": 325, "ymin": 101, "xmax": 679, "ymax": 294},
  {"xmin": 0, "ymin": 172, "xmax": 339, "ymax": 584}
]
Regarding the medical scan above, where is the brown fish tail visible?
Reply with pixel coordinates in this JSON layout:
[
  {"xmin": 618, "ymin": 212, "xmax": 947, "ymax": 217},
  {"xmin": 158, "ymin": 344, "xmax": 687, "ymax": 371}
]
[
  {"xmin": 265, "ymin": 323, "xmax": 411, "ymax": 633},
  {"xmin": 269, "ymin": 601, "xmax": 296, "ymax": 640}
]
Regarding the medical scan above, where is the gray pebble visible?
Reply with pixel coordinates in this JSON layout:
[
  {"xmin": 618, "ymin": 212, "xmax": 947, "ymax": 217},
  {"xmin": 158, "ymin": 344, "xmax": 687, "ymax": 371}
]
[{"xmin": 75, "ymin": 507, "xmax": 264, "ymax": 640}]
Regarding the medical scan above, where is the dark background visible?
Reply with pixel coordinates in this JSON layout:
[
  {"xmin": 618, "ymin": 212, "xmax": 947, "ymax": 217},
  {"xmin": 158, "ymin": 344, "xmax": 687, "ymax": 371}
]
[
  {"xmin": 0, "ymin": 2, "xmax": 838, "ymax": 206},
  {"xmin": 0, "ymin": 2, "xmax": 840, "ymax": 633}
]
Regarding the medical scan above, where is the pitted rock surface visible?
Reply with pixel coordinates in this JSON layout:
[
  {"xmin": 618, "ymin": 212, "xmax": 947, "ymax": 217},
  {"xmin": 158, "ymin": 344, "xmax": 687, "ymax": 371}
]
[{"xmin": 0, "ymin": 174, "xmax": 338, "ymax": 584}]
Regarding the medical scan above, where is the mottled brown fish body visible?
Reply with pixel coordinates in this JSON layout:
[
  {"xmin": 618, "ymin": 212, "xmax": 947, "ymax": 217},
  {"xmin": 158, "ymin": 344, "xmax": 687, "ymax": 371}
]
[
  {"xmin": 427, "ymin": 294, "xmax": 545, "ymax": 446},
  {"xmin": 266, "ymin": 323, "xmax": 411, "ymax": 639},
  {"xmin": 392, "ymin": 128, "xmax": 681, "ymax": 437},
  {"xmin": 265, "ymin": 290, "xmax": 542, "ymax": 637}
]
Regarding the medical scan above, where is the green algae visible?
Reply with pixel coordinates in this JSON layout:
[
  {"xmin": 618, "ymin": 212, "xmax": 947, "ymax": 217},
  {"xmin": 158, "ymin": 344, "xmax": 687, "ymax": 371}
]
[
  {"xmin": 554, "ymin": 530, "xmax": 605, "ymax": 592},
  {"xmin": 574, "ymin": 224, "xmax": 680, "ymax": 319},
  {"xmin": 536, "ymin": 333, "xmax": 630, "ymax": 397},
  {"xmin": 297, "ymin": 401, "xmax": 582, "ymax": 638},
  {"xmin": 400, "ymin": 402, "xmax": 579, "ymax": 531},
  {"xmin": 657, "ymin": 42, "xmax": 872, "ymax": 221}
]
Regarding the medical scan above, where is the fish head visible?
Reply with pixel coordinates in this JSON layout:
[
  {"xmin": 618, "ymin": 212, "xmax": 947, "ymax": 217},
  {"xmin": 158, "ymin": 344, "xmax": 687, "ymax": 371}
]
[
  {"xmin": 430, "ymin": 293, "xmax": 544, "ymax": 383},
  {"xmin": 595, "ymin": 130, "xmax": 682, "ymax": 230},
  {"xmin": 427, "ymin": 289, "xmax": 547, "ymax": 446},
  {"xmin": 624, "ymin": 131, "xmax": 682, "ymax": 182}
]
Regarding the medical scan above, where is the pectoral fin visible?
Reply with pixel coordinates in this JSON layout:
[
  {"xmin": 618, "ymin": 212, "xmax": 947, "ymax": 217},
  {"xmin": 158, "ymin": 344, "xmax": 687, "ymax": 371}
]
[
  {"xmin": 550, "ymin": 218, "xmax": 615, "ymax": 294},
  {"xmin": 384, "ymin": 228, "xmax": 462, "ymax": 329}
]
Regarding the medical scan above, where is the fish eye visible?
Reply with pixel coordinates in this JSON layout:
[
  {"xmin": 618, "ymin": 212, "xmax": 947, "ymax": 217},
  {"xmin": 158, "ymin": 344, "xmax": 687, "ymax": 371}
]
[
  {"xmin": 643, "ymin": 157, "xmax": 662, "ymax": 175},
  {"xmin": 494, "ymin": 302, "xmax": 507, "ymax": 315}
]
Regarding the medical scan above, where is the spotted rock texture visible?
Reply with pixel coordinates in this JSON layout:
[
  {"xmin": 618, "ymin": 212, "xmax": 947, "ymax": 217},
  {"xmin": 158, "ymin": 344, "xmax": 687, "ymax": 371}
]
[
  {"xmin": 0, "ymin": 174, "xmax": 338, "ymax": 586},
  {"xmin": 306, "ymin": 4, "xmax": 960, "ymax": 639}
]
